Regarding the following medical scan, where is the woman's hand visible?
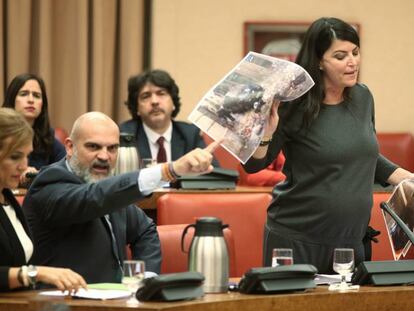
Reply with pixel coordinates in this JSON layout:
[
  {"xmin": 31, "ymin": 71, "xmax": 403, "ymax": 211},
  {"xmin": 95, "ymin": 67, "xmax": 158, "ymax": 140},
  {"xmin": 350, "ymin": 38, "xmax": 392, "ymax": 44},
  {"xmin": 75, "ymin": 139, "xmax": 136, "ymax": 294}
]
[
  {"xmin": 387, "ymin": 168, "xmax": 414, "ymax": 186},
  {"xmin": 263, "ymin": 100, "xmax": 280, "ymax": 138},
  {"xmin": 37, "ymin": 266, "xmax": 87, "ymax": 292}
]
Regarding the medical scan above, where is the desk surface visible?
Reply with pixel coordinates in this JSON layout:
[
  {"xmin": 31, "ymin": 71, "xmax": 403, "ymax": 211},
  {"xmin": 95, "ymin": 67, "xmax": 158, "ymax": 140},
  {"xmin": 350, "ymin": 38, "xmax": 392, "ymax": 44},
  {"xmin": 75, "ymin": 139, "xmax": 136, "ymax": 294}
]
[
  {"xmin": 14, "ymin": 185, "xmax": 393, "ymax": 210},
  {"xmin": 1, "ymin": 285, "xmax": 414, "ymax": 311}
]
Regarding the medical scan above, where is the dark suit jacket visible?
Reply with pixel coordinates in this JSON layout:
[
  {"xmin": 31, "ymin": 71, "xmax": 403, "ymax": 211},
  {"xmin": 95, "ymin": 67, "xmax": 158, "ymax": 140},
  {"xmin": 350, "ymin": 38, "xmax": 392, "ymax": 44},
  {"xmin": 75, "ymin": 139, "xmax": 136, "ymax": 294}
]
[
  {"xmin": 0, "ymin": 189, "xmax": 32, "ymax": 290},
  {"xmin": 119, "ymin": 119, "xmax": 218, "ymax": 165},
  {"xmin": 23, "ymin": 159, "xmax": 161, "ymax": 283}
]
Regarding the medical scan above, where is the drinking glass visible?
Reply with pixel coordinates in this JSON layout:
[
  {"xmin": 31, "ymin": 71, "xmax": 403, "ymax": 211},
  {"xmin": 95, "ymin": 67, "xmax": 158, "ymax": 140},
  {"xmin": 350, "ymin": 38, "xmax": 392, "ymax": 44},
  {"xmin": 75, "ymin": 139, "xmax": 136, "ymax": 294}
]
[
  {"xmin": 122, "ymin": 260, "xmax": 145, "ymax": 305},
  {"xmin": 271, "ymin": 248, "xmax": 293, "ymax": 267},
  {"xmin": 140, "ymin": 158, "xmax": 157, "ymax": 168},
  {"xmin": 329, "ymin": 248, "xmax": 359, "ymax": 291}
]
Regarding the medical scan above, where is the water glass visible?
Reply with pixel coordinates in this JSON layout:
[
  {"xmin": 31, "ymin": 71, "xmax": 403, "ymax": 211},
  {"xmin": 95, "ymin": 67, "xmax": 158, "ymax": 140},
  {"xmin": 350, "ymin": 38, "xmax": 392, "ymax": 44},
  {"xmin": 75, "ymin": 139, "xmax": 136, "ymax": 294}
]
[
  {"xmin": 122, "ymin": 260, "xmax": 145, "ymax": 305},
  {"xmin": 329, "ymin": 248, "xmax": 359, "ymax": 291},
  {"xmin": 271, "ymin": 248, "xmax": 293, "ymax": 267}
]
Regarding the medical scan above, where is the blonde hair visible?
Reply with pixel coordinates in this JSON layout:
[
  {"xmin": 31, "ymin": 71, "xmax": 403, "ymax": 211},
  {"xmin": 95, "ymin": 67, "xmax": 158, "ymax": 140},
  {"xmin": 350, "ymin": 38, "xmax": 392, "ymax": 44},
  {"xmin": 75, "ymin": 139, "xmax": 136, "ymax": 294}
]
[{"xmin": 0, "ymin": 108, "xmax": 33, "ymax": 162}]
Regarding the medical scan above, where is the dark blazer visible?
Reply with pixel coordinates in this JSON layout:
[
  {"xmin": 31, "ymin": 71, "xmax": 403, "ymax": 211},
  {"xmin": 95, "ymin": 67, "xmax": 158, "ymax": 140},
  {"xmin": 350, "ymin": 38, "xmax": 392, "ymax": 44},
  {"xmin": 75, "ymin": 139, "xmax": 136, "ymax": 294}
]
[
  {"xmin": 119, "ymin": 119, "xmax": 218, "ymax": 165},
  {"xmin": 23, "ymin": 159, "xmax": 161, "ymax": 283},
  {"xmin": 0, "ymin": 189, "xmax": 32, "ymax": 290}
]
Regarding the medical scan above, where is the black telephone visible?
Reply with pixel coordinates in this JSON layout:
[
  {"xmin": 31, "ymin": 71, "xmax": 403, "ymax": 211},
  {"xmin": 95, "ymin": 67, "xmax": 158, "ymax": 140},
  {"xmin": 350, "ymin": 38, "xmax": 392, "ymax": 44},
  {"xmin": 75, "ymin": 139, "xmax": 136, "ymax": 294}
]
[
  {"xmin": 351, "ymin": 260, "xmax": 414, "ymax": 285},
  {"xmin": 238, "ymin": 264, "xmax": 318, "ymax": 294},
  {"xmin": 136, "ymin": 271, "xmax": 204, "ymax": 302}
]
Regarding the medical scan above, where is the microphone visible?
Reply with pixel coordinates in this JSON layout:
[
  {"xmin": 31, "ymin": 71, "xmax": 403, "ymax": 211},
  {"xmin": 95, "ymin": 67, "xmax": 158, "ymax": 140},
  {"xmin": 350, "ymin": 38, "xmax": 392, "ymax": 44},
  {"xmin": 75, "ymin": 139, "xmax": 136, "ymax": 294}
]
[{"xmin": 380, "ymin": 201, "xmax": 414, "ymax": 245}]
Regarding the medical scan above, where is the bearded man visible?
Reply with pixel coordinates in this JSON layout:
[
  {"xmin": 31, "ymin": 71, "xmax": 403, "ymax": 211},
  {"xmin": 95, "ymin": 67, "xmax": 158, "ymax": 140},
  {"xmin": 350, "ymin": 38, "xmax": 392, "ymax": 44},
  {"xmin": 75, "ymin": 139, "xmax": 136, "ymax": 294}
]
[{"xmin": 23, "ymin": 112, "xmax": 218, "ymax": 283}]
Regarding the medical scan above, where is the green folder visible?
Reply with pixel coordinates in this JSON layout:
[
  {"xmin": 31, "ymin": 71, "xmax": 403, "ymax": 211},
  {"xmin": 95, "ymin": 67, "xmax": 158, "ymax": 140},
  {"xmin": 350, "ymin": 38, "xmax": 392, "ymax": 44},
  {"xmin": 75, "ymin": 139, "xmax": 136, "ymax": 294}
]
[{"xmin": 87, "ymin": 283, "xmax": 128, "ymax": 291}]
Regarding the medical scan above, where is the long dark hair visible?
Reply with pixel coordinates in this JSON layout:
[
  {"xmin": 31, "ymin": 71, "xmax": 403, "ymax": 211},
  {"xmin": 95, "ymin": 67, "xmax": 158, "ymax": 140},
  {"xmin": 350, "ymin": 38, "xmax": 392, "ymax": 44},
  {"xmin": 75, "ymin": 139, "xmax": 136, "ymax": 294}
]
[
  {"xmin": 2, "ymin": 73, "xmax": 54, "ymax": 155},
  {"xmin": 125, "ymin": 69, "xmax": 181, "ymax": 120},
  {"xmin": 295, "ymin": 17, "xmax": 360, "ymax": 128}
]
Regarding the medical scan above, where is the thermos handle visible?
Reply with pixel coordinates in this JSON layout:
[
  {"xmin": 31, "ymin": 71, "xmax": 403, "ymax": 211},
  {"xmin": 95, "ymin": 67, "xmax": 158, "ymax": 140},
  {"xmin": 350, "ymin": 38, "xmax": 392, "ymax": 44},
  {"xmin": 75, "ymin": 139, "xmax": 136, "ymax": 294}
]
[{"xmin": 181, "ymin": 224, "xmax": 195, "ymax": 253}]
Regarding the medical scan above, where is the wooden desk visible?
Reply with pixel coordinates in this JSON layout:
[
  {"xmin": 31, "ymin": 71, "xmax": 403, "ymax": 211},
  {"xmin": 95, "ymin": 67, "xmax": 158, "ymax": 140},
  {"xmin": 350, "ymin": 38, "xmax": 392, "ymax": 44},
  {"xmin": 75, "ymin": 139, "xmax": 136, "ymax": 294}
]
[
  {"xmin": 1, "ymin": 285, "xmax": 414, "ymax": 311},
  {"xmin": 139, "ymin": 186, "xmax": 273, "ymax": 210},
  {"xmin": 15, "ymin": 184, "xmax": 392, "ymax": 211}
]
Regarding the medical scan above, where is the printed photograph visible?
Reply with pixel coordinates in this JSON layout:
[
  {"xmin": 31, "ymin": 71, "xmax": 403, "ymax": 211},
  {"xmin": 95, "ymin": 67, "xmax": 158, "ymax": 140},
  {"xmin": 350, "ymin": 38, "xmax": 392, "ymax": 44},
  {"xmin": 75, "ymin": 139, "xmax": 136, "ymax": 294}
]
[{"xmin": 189, "ymin": 52, "xmax": 314, "ymax": 163}]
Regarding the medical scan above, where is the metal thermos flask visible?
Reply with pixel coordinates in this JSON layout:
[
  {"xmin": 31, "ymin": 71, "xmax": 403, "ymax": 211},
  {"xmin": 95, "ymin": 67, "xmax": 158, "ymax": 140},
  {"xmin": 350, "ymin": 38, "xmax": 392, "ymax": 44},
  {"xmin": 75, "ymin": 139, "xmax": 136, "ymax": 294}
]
[
  {"xmin": 115, "ymin": 133, "xmax": 139, "ymax": 175},
  {"xmin": 182, "ymin": 217, "xmax": 229, "ymax": 293}
]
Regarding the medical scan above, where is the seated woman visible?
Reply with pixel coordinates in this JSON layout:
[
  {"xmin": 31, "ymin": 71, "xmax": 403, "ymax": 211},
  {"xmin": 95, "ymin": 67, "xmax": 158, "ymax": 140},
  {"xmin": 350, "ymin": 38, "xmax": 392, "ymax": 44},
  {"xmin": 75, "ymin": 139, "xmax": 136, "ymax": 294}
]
[
  {"xmin": 2, "ymin": 73, "xmax": 66, "ymax": 183},
  {"xmin": 238, "ymin": 152, "xmax": 286, "ymax": 186},
  {"xmin": 0, "ymin": 108, "xmax": 86, "ymax": 291}
]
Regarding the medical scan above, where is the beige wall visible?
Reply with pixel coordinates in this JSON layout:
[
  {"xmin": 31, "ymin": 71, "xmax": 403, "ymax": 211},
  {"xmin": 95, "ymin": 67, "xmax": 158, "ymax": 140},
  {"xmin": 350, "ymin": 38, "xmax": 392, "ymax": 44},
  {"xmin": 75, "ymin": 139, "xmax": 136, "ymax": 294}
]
[{"xmin": 152, "ymin": 0, "xmax": 414, "ymax": 133}]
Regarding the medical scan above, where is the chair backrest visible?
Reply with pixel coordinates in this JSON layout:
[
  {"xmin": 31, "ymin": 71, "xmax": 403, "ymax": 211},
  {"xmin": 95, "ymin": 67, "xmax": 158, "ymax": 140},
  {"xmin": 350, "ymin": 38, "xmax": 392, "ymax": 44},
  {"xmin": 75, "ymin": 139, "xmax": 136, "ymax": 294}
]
[
  {"xmin": 377, "ymin": 133, "xmax": 414, "ymax": 172},
  {"xmin": 157, "ymin": 193, "xmax": 272, "ymax": 276},
  {"xmin": 157, "ymin": 224, "xmax": 237, "ymax": 276},
  {"xmin": 54, "ymin": 127, "xmax": 69, "ymax": 144},
  {"xmin": 237, "ymin": 152, "xmax": 286, "ymax": 186}
]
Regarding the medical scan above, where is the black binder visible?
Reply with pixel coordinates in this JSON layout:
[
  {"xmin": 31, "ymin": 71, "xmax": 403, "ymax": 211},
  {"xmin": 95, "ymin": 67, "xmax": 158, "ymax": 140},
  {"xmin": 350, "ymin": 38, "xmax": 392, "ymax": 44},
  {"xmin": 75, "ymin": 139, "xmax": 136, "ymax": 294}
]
[
  {"xmin": 351, "ymin": 260, "xmax": 414, "ymax": 285},
  {"xmin": 173, "ymin": 167, "xmax": 239, "ymax": 189}
]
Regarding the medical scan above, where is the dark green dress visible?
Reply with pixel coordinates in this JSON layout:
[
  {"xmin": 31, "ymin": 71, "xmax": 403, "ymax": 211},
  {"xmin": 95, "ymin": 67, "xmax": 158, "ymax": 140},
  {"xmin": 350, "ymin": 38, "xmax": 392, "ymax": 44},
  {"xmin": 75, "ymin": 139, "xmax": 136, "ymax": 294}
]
[{"xmin": 244, "ymin": 84, "xmax": 398, "ymax": 273}]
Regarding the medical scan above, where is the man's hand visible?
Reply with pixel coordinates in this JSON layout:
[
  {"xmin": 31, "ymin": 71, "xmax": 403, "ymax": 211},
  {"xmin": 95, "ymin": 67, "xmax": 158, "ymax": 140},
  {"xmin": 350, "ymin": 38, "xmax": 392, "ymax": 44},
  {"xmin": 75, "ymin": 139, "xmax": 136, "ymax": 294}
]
[{"xmin": 172, "ymin": 141, "xmax": 220, "ymax": 176}]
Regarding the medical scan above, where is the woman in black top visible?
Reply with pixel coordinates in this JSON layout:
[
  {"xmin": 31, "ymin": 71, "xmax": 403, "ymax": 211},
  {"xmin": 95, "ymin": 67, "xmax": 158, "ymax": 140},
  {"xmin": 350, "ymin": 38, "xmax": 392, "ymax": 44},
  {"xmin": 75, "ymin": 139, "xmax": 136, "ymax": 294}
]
[
  {"xmin": 244, "ymin": 17, "xmax": 414, "ymax": 273},
  {"xmin": 0, "ymin": 107, "xmax": 85, "ymax": 291},
  {"xmin": 2, "ymin": 73, "xmax": 66, "ymax": 184}
]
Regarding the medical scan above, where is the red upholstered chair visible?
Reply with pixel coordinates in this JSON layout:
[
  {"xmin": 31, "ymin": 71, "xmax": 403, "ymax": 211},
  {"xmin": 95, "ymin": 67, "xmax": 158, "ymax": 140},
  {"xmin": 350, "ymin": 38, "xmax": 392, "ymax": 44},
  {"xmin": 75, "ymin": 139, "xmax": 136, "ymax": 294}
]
[
  {"xmin": 54, "ymin": 127, "xmax": 69, "ymax": 144},
  {"xmin": 377, "ymin": 133, "xmax": 414, "ymax": 172},
  {"xmin": 237, "ymin": 152, "xmax": 286, "ymax": 186},
  {"xmin": 157, "ymin": 193, "xmax": 272, "ymax": 276},
  {"xmin": 157, "ymin": 224, "xmax": 236, "ymax": 276}
]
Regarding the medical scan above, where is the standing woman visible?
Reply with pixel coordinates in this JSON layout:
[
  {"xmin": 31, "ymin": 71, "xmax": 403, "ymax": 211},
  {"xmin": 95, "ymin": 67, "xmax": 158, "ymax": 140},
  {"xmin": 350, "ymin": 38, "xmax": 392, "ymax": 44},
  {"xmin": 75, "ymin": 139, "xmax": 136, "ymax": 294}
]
[
  {"xmin": 0, "ymin": 107, "xmax": 86, "ymax": 291},
  {"xmin": 243, "ymin": 17, "xmax": 414, "ymax": 273},
  {"xmin": 2, "ymin": 73, "xmax": 65, "ymax": 183}
]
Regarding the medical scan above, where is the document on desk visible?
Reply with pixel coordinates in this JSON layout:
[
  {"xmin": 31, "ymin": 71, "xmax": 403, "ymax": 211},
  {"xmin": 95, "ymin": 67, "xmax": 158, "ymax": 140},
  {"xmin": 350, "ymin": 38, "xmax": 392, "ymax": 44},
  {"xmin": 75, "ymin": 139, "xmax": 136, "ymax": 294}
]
[
  {"xmin": 39, "ymin": 286, "xmax": 130, "ymax": 300},
  {"xmin": 314, "ymin": 273, "xmax": 352, "ymax": 285}
]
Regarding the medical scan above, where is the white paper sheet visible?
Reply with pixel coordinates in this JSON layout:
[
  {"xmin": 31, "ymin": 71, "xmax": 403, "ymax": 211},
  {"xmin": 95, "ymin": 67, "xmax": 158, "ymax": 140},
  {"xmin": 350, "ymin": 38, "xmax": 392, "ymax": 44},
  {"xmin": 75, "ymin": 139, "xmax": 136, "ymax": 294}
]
[
  {"xmin": 39, "ymin": 288, "xmax": 130, "ymax": 300},
  {"xmin": 314, "ymin": 273, "xmax": 352, "ymax": 285}
]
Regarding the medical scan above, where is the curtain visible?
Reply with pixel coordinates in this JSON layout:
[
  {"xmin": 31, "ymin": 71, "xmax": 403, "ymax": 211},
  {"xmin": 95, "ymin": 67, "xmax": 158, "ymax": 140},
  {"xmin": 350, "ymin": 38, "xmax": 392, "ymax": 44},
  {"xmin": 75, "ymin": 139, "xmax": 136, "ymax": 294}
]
[{"xmin": 0, "ymin": 0, "xmax": 145, "ymax": 132}]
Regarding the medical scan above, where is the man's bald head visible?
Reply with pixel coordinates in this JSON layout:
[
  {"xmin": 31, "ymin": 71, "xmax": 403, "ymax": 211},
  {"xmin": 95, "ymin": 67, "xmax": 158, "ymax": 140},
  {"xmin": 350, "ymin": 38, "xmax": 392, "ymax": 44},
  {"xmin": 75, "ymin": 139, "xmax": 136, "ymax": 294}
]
[
  {"xmin": 66, "ymin": 112, "xmax": 120, "ymax": 183},
  {"xmin": 70, "ymin": 112, "xmax": 118, "ymax": 142}
]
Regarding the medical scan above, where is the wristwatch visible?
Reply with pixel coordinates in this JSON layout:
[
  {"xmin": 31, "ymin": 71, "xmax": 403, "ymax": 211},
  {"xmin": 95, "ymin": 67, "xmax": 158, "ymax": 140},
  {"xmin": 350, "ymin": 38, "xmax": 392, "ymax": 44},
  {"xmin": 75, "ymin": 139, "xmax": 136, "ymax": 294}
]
[
  {"xmin": 259, "ymin": 137, "xmax": 272, "ymax": 146},
  {"xmin": 27, "ymin": 265, "xmax": 38, "ymax": 288}
]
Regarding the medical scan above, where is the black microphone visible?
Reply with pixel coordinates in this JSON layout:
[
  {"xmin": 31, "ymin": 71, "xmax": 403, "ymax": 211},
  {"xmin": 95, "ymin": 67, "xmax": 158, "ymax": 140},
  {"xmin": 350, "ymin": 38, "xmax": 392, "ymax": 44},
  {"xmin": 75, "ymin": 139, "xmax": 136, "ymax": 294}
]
[{"xmin": 380, "ymin": 201, "xmax": 414, "ymax": 244}]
